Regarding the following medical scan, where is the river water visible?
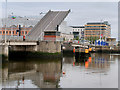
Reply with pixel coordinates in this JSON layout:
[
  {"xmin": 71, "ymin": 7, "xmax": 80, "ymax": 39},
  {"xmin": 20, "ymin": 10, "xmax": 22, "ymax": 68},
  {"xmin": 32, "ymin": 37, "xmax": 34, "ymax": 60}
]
[{"xmin": 0, "ymin": 53, "xmax": 119, "ymax": 88}]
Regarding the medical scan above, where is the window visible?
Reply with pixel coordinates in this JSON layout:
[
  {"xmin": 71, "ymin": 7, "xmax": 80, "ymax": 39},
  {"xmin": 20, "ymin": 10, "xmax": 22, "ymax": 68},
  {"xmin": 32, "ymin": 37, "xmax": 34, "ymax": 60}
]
[
  {"xmin": 9, "ymin": 31, "xmax": 11, "ymax": 34},
  {"xmin": 22, "ymin": 31, "xmax": 24, "ymax": 34},
  {"xmin": 25, "ymin": 31, "xmax": 27, "ymax": 34},
  {"xmin": 0, "ymin": 31, "xmax": 2, "ymax": 34},
  {"xmin": 6, "ymin": 31, "xmax": 8, "ymax": 34}
]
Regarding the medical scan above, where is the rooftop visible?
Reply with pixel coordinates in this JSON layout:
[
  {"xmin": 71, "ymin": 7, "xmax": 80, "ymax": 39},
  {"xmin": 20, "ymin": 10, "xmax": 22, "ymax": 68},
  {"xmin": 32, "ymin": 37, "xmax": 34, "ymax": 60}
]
[
  {"xmin": 1, "ymin": 16, "xmax": 42, "ymax": 28},
  {"xmin": 70, "ymin": 26, "xmax": 85, "ymax": 28},
  {"xmin": 87, "ymin": 21, "xmax": 110, "ymax": 26}
]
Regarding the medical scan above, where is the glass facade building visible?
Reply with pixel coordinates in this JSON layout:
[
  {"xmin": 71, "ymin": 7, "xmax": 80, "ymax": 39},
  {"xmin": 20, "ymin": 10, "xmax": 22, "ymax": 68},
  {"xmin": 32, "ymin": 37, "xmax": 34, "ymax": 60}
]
[{"xmin": 84, "ymin": 21, "xmax": 111, "ymax": 39}]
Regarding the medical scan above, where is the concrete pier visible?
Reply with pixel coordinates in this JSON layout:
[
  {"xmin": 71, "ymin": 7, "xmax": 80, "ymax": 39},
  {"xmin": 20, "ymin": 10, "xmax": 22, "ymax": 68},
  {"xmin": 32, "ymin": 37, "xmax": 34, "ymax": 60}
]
[
  {"xmin": 37, "ymin": 41, "xmax": 62, "ymax": 53},
  {"xmin": 1, "ymin": 41, "xmax": 62, "ymax": 60},
  {"xmin": 0, "ymin": 44, "xmax": 9, "ymax": 60},
  {"xmin": 3, "ymin": 44, "xmax": 9, "ymax": 58}
]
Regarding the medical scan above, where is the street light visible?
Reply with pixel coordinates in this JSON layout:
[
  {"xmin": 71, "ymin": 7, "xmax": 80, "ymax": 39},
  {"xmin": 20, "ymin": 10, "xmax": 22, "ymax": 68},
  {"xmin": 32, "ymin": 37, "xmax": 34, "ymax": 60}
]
[
  {"xmin": 100, "ymin": 19, "xmax": 103, "ymax": 42},
  {"xmin": 5, "ymin": 0, "xmax": 7, "ymax": 44}
]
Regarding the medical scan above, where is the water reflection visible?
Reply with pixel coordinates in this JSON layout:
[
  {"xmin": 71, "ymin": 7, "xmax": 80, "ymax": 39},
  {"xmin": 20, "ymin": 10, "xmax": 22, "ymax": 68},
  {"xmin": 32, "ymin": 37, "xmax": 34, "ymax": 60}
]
[
  {"xmin": 74, "ymin": 53, "xmax": 118, "ymax": 70},
  {"xmin": 2, "ymin": 53, "xmax": 119, "ymax": 88},
  {"xmin": 59, "ymin": 53, "xmax": 118, "ymax": 88},
  {"xmin": 2, "ymin": 58, "xmax": 62, "ymax": 88}
]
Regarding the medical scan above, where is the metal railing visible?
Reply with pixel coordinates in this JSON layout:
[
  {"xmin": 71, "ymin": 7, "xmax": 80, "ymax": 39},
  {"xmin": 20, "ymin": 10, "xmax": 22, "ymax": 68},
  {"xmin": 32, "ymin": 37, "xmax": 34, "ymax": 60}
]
[
  {"xmin": 43, "ymin": 37, "xmax": 63, "ymax": 41},
  {"xmin": 0, "ymin": 35, "xmax": 23, "ymax": 42}
]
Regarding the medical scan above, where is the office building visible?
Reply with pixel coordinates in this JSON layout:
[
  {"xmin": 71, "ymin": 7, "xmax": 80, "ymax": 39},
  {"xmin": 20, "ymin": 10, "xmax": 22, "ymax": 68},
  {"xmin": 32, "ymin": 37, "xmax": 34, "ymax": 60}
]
[{"xmin": 84, "ymin": 21, "xmax": 111, "ymax": 40}]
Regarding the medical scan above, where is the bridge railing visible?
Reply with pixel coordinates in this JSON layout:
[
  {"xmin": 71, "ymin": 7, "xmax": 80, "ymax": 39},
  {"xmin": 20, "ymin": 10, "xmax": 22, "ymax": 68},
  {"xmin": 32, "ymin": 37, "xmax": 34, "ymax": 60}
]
[
  {"xmin": 43, "ymin": 37, "xmax": 63, "ymax": 41},
  {"xmin": 25, "ymin": 36, "xmax": 39, "ymax": 41},
  {"xmin": 0, "ymin": 35, "xmax": 63, "ymax": 42},
  {"xmin": 0, "ymin": 35, "xmax": 23, "ymax": 42}
]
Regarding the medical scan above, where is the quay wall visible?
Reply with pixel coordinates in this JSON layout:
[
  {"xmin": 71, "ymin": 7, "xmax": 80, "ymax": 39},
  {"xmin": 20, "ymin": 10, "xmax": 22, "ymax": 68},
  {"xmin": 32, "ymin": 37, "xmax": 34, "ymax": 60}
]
[
  {"xmin": 1, "ymin": 41, "xmax": 62, "ymax": 59},
  {"xmin": 9, "ymin": 45, "xmax": 37, "ymax": 52},
  {"xmin": 0, "ymin": 45, "xmax": 8, "ymax": 56},
  {"xmin": 37, "ymin": 41, "xmax": 62, "ymax": 53},
  {"xmin": 0, "ymin": 45, "xmax": 2, "ymax": 55},
  {"xmin": 95, "ymin": 46, "xmax": 120, "ymax": 53},
  {"xmin": 8, "ymin": 41, "xmax": 62, "ymax": 53}
]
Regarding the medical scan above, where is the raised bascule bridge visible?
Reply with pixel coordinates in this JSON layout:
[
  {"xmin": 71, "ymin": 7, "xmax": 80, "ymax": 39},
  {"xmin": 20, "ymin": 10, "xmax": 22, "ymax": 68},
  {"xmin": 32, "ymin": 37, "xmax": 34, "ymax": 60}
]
[
  {"xmin": 0, "ymin": 10, "xmax": 70, "ymax": 58},
  {"xmin": 26, "ymin": 10, "xmax": 70, "ymax": 41}
]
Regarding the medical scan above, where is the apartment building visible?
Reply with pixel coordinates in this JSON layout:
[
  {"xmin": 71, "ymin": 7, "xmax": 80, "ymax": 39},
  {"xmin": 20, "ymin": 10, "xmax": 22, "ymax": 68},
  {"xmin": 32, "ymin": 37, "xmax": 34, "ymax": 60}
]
[
  {"xmin": 0, "ymin": 16, "xmax": 42, "ymax": 37},
  {"xmin": 0, "ymin": 25, "xmax": 32, "ymax": 36}
]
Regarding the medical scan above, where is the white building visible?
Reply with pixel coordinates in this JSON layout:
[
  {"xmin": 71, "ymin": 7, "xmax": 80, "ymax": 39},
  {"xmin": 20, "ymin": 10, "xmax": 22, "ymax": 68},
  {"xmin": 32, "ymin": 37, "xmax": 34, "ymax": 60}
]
[
  {"xmin": 70, "ymin": 26, "xmax": 85, "ymax": 40},
  {"xmin": 59, "ymin": 21, "xmax": 74, "ymax": 41},
  {"xmin": 59, "ymin": 21, "xmax": 73, "ymax": 34},
  {"xmin": 61, "ymin": 33, "xmax": 74, "ymax": 42}
]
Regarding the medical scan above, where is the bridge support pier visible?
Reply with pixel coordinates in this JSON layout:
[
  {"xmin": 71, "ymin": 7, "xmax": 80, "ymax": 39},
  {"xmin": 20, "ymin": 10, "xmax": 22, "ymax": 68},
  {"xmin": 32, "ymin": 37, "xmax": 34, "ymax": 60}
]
[{"xmin": 3, "ymin": 44, "xmax": 9, "ymax": 60}]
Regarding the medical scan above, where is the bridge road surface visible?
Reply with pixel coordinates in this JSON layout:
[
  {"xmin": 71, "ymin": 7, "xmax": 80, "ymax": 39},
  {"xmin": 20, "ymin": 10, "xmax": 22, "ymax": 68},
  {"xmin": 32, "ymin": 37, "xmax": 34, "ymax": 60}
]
[{"xmin": 26, "ymin": 10, "xmax": 70, "ymax": 41}]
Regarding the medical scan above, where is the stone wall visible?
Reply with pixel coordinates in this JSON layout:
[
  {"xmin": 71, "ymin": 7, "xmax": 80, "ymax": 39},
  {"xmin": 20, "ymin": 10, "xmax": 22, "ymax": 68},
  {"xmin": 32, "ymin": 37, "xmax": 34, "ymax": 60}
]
[
  {"xmin": 0, "ymin": 45, "xmax": 2, "ymax": 55},
  {"xmin": 9, "ymin": 45, "xmax": 37, "ymax": 52},
  {"xmin": 1, "ymin": 41, "xmax": 62, "ymax": 59},
  {"xmin": 95, "ymin": 46, "xmax": 110, "ymax": 51},
  {"xmin": 9, "ymin": 41, "xmax": 62, "ymax": 53},
  {"xmin": 37, "ymin": 41, "xmax": 62, "ymax": 53},
  {"xmin": 0, "ymin": 45, "xmax": 9, "ymax": 57}
]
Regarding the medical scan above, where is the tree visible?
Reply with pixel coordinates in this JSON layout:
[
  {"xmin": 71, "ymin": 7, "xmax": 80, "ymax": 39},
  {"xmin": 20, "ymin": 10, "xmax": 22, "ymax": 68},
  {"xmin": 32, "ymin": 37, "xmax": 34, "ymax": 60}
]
[
  {"xmin": 76, "ymin": 36, "xmax": 79, "ymax": 40},
  {"xmin": 85, "ymin": 36, "xmax": 99, "ymax": 44}
]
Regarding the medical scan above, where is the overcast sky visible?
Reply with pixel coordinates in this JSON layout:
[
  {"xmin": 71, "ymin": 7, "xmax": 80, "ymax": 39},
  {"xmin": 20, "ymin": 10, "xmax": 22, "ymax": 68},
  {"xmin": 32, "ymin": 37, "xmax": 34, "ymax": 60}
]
[
  {"xmin": 2, "ymin": 0, "xmax": 120, "ymax": 2},
  {"xmin": 1, "ymin": 1, "xmax": 119, "ymax": 40}
]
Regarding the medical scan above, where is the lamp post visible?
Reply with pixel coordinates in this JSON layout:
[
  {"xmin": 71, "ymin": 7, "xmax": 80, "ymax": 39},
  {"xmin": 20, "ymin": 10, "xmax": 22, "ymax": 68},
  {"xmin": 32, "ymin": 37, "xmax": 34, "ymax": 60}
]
[
  {"xmin": 5, "ymin": 0, "xmax": 7, "ymax": 44},
  {"xmin": 100, "ymin": 19, "xmax": 103, "ymax": 41}
]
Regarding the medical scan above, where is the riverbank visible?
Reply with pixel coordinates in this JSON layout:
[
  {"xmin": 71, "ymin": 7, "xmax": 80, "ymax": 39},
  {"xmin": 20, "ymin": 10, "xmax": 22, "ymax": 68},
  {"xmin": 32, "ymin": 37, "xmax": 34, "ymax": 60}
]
[
  {"xmin": 9, "ymin": 51, "xmax": 62, "ymax": 59},
  {"xmin": 95, "ymin": 50, "xmax": 120, "ymax": 53}
]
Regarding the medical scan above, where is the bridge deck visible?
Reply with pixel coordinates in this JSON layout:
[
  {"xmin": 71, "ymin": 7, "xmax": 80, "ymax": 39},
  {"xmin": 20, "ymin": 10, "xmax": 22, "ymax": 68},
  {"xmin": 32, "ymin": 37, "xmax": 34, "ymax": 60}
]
[
  {"xmin": 0, "ymin": 41, "xmax": 37, "ymax": 45},
  {"xmin": 26, "ymin": 10, "xmax": 70, "ymax": 41}
]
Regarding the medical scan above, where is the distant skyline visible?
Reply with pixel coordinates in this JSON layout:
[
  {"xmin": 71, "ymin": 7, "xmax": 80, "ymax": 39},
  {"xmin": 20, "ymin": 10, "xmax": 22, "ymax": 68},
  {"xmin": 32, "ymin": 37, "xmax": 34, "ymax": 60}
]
[{"xmin": 1, "ymin": 2, "xmax": 118, "ymax": 40}]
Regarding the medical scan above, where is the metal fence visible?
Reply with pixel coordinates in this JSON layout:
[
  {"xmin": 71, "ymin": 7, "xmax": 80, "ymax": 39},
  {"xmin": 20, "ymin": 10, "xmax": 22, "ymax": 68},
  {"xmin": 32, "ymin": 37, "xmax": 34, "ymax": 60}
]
[
  {"xmin": 43, "ymin": 37, "xmax": 63, "ymax": 41},
  {"xmin": 0, "ymin": 35, "xmax": 23, "ymax": 42}
]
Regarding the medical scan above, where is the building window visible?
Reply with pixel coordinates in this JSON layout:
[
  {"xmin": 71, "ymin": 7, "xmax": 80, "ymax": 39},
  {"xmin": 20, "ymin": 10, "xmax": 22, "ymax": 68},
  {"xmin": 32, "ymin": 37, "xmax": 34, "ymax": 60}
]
[
  {"xmin": 3, "ymin": 31, "xmax": 5, "ymax": 34},
  {"xmin": 22, "ymin": 31, "xmax": 24, "ymax": 34},
  {"xmin": 9, "ymin": 31, "xmax": 11, "ymax": 34},
  {"xmin": 25, "ymin": 31, "xmax": 27, "ymax": 34},
  {"xmin": 0, "ymin": 31, "xmax": 2, "ymax": 34},
  {"xmin": 13, "ymin": 31, "xmax": 14, "ymax": 34},
  {"xmin": 6, "ymin": 31, "xmax": 8, "ymax": 34}
]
